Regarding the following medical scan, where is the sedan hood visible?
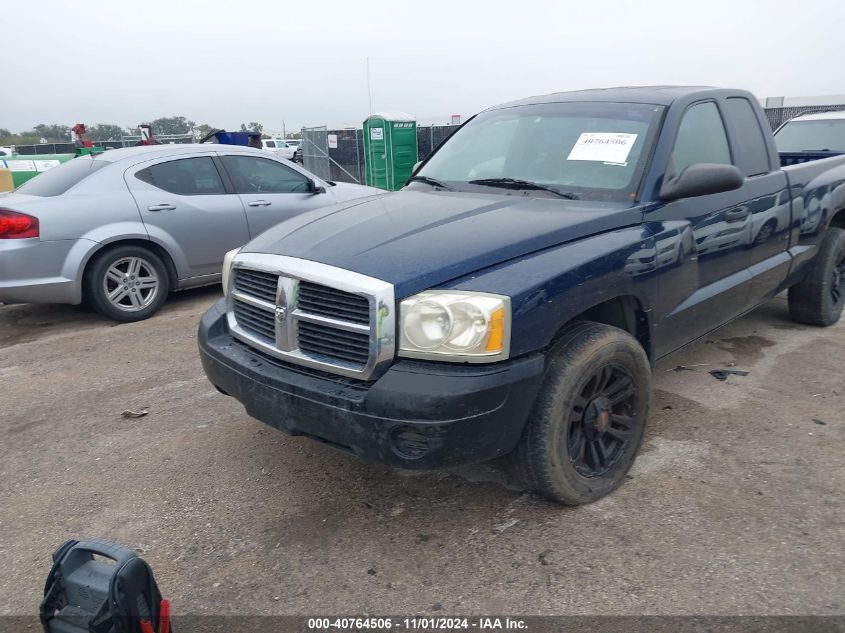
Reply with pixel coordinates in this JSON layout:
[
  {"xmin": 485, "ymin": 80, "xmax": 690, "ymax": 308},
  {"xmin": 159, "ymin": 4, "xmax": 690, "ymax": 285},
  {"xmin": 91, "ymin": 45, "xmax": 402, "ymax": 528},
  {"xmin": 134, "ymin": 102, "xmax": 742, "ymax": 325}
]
[
  {"xmin": 329, "ymin": 181, "xmax": 384, "ymax": 201},
  {"xmin": 244, "ymin": 189, "xmax": 640, "ymax": 298}
]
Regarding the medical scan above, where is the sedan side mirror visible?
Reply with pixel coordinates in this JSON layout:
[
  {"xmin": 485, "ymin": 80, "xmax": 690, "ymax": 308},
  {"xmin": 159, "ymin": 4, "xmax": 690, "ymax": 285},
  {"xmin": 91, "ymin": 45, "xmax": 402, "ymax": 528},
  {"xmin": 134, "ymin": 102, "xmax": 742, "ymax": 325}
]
[
  {"xmin": 660, "ymin": 163, "xmax": 744, "ymax": 201},
  {"xmin": 309, "ymin": 179, "xmax": 326, "ymax": 195}
]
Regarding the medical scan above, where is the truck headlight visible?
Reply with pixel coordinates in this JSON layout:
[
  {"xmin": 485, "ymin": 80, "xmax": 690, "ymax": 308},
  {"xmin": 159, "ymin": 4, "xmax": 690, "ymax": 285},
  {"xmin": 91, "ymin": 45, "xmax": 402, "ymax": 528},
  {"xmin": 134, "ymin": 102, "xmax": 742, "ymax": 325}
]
[
  {"xmin": 221, "ymin": 247, "xmax": 242, "ymax": 296},
  {"xmin": 398, "ymin": 291, "xmax": 510, "ymax": 362}
]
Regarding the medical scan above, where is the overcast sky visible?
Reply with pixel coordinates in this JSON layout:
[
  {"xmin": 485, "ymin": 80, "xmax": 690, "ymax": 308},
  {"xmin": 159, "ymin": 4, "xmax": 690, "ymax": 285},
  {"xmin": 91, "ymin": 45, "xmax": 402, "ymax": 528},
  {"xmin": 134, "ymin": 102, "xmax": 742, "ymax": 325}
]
[{"xmin": 3, "ymin": 0, "xmax": 842, "ymax": 135}]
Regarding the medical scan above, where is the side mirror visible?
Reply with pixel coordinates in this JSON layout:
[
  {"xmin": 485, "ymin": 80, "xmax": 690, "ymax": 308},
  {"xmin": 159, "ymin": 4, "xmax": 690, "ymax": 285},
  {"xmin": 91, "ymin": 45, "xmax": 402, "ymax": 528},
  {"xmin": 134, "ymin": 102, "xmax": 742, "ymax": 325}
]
[
  {"xmin": 412, "ymin": 161, "xmax": 422, "ymax": 174},
  {"xmin": 659, "ymin": 163, "xmax": 744, "ymax": 201},
  {"xmin": 309, "ymin": 179, "xmax": 326, "ymax": 195}
]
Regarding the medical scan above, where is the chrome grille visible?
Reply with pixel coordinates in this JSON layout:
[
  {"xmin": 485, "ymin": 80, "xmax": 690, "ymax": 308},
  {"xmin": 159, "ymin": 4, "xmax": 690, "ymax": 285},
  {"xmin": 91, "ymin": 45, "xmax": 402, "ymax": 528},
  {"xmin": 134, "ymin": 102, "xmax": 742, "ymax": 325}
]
[
  {"xmin": 233, "ymin": 300, "xmax": 275, "ymax": 341},
  {"xmin": 297, "ymin": 281, "xmax": 370, "ymax": 325},
  {"xmin": 297, "ymin": 320, "xmax": 370, "ymax": 365},
  {"xmin": 226, "ymin": 254, "xmax": 395, "ymax": 380},
  {"xmin": 233, "ymin": 269, "xmax": 277, "ymax": 303}
]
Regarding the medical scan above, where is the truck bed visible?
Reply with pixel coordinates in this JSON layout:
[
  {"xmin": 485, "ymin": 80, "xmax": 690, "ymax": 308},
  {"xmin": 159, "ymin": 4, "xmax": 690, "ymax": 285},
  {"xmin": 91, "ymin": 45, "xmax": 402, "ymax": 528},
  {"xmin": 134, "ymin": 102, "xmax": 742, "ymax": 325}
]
[{"xmin": 779, "ymin": 150, "xmax": 845, "ymax": 167}]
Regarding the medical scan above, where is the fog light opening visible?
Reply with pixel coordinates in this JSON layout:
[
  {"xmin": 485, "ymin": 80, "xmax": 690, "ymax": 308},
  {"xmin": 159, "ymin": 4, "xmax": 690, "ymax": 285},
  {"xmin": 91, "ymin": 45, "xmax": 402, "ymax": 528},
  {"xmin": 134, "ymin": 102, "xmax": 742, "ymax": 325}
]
[{"xmin": 389, "ymin": 425, "xmax": 431, "ymax": 460}]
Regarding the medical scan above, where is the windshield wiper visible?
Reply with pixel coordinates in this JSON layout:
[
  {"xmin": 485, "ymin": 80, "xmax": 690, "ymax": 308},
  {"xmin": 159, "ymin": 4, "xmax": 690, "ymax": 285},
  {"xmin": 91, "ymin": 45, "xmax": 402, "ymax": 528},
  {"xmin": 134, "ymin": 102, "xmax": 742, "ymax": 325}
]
[
  {"xmin": 468, "ymin": 178, "xmax": 579, "ymax": 199},
  {"xmin": 406, "ymin": 175, "xmax": 453, "ymax": 191}
]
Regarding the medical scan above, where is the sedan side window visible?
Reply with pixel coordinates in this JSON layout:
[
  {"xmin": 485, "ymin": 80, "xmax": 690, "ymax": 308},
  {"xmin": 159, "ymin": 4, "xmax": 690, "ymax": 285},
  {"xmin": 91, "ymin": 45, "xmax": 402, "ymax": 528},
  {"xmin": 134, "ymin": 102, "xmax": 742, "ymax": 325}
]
[
  {"xmin": 668, "ymin": 102, "xmax": 732, "ymax": 179},
  {"xmin": 221, "ymin": 155, "xmax": 311, "ymax": 194},
  {"xmin": 135, "ymin": 157, "xmax": 225, "ymax": 195}
]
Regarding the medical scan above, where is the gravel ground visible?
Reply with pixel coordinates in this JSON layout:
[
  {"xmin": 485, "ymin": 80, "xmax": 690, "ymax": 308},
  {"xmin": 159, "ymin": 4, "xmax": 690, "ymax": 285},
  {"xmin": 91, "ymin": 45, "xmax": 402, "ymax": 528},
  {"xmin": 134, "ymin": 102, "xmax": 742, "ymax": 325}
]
[{"xmin": 1, "ymin": 289, "xmax": 842, "ymax": 616}]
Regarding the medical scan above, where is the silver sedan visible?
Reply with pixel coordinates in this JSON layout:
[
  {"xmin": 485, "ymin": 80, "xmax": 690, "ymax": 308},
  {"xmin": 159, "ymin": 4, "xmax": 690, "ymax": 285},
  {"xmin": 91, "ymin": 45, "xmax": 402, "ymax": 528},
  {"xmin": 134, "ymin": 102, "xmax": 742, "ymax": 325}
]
[{"xmin": 0, "ymin": 145, "xmax": 382, "ymax": 321}]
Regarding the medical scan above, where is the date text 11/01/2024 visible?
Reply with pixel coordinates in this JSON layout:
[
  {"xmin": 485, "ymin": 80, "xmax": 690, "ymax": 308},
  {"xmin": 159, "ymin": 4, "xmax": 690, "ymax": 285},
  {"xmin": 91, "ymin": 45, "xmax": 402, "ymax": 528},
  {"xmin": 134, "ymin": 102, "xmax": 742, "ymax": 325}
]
[{"xmin": 307, "ymin": 617, "xmax": 528, "ymax": 630}]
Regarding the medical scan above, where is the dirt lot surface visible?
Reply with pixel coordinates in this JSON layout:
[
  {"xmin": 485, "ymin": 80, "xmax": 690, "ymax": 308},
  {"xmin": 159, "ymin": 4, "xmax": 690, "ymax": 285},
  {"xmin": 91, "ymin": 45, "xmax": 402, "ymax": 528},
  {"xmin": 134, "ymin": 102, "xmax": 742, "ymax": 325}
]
[{"xmin": 1, "ymin": 289, "xmax": 842, "ymax": 616}]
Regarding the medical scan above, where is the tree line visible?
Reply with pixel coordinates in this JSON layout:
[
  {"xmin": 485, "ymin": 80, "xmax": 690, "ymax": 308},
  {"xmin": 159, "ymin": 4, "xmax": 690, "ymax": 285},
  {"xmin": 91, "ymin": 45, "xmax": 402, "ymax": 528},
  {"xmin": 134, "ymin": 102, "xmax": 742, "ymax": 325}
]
[{"xmin": 0, "ymin": 117, "xmax": 288, "ymax": 145}]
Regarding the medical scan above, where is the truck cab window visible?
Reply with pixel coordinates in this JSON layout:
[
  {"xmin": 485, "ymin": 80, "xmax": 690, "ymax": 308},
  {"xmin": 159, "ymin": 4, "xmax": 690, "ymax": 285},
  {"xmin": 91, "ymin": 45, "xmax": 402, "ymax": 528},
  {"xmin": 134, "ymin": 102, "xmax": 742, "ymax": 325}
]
[
  {"xmin": 668, "ymin": 102, "xmax": 732, "ymax": 178},
  {"xmin": 725, "ymin": 97, "xmax": 770, "ymax": 176}
]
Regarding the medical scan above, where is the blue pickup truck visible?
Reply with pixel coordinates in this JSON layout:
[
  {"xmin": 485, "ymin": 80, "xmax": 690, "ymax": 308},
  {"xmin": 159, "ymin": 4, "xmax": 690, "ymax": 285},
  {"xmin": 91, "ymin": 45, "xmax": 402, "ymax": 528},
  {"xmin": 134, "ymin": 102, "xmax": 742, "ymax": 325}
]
[{"xmin": 199, "ymin": 86, "xmax": 845, "ymax": 504}]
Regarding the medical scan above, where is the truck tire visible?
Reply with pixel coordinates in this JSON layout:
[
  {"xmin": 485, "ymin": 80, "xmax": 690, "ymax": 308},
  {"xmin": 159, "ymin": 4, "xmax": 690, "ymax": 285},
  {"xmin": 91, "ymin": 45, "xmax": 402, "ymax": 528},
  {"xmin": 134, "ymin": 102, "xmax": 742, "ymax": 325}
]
[
  {"xmin": 84, "ymin": 245, "xmax": 170, "ymax": 323},
  {"xmin": 788, "ymin": 226, "xmax": 845, "ymax": 326},
  {"xmin": 514, "ymin": 322, "xmax": 651, "ymax": 505}
]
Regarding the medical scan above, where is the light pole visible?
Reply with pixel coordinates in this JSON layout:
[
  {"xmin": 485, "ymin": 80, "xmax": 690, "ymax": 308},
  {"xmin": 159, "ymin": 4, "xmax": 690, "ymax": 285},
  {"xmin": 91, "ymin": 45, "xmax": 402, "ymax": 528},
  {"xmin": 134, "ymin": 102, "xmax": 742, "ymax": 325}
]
[{"xmin": 366, "ymin": 57, "xmax": 373, "ymax": 115}]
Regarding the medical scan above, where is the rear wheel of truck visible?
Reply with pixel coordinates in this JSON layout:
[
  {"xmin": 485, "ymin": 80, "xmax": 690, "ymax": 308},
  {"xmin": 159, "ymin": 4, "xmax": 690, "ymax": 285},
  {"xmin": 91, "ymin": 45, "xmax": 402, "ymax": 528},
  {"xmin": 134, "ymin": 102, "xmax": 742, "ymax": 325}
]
[
  {"xmin": 514, "ymin": 322, "xmax": 651, "ymax": 505},
  {"xmin": 788, "ymin": 226, "xmax": 845, "ymax": 326},
  {"xmin": 84, "ymin": 245, "xmax": 170, "ymax": 323}
]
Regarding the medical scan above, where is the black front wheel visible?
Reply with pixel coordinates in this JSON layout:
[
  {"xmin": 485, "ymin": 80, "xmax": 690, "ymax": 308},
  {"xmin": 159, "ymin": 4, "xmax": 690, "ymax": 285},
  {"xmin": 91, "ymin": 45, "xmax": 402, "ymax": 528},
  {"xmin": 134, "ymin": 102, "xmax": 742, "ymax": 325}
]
[{"xmin": 514, "ymin": 322, "xmax": 651, "ymax": 505}]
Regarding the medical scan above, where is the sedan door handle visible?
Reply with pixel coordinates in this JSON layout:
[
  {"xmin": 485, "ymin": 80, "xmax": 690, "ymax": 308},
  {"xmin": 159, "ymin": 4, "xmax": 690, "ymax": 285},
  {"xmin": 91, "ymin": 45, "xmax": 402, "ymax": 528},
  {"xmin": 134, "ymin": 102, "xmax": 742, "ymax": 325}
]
[
  {"xmin": 247, "ymin": 200, "xmax": 272, "ymax": 207},
  {"xmin": 147, "ymin": 203, "xmax": 176, "ymax": 212}
]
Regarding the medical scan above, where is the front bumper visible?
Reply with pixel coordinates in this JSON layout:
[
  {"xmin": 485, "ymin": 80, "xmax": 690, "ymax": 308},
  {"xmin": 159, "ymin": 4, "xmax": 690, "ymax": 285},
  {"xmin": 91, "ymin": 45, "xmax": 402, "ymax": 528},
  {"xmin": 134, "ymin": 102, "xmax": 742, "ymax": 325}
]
[
  {"xmin": 0, "ymin": 238, "xmax": 90, "ymax": 304},
  {"xmin": 198, "ymin": 298, "xmax": 545, "ymax": 469}
]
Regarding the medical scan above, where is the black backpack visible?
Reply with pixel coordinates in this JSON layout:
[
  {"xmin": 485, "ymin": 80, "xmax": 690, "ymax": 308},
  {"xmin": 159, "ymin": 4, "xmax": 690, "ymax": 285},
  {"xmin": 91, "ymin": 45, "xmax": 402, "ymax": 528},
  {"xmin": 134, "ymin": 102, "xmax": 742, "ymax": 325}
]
[{"xmin": 40, "ymin": 539, "xmax": 170, "ymax": 633}]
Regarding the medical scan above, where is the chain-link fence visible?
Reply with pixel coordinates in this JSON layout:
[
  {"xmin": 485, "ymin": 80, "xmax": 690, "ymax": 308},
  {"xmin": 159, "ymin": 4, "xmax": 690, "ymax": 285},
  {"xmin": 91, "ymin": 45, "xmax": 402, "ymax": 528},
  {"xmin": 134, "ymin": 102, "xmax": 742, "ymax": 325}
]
[
  {"xmin": 416, "ymin": 125, "xmax": 459, "ymax": 161},
  {"xmin": 11, "ymin": 143, "xmax": 84, "ymax": 155},
  {"xmin": 763, "ymin": 105, "xmax": 845, "ymax": 131},
  {"xmin": 325, "ymin": 128, "xmax": 364, "ymax": 183},
  {"xmin": 301, "ymin": 124, "xmax": 460, "ymax": 185},
  {"xmin": 11, "ymin": 134, "xmax": 195, "ymax": 155},
  {"xmin": 301, "ymin": 126, "xmax": 331, "ymax": 181}
]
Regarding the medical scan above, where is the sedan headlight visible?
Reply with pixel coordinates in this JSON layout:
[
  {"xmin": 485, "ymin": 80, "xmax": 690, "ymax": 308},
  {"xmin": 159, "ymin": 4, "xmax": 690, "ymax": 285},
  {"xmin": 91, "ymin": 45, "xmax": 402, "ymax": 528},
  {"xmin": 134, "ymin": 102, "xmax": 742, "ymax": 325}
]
[
  {"xmin": 221, "ymin": 247, "xmax": 242, "ymax": 295},
  {"xmin": 398, "ymin": 291, "xmax": 510, "ymax": 362}
]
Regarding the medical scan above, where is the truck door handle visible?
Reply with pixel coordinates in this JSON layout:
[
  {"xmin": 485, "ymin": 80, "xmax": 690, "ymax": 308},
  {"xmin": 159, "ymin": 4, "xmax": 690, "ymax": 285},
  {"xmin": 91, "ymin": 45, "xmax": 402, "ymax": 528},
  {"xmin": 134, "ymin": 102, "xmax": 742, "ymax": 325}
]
[
  {"xmin": 147, "ymin": 203, "xmax": 176, "ymax": 212},
  {"xmin": 247, "ymin": 200, "xmax": 272, "ymax": 207}
]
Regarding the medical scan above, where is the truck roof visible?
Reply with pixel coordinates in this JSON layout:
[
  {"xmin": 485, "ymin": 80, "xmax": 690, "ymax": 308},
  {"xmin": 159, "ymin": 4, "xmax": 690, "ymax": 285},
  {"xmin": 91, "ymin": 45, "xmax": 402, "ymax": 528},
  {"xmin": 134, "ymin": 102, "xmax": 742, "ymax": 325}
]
[{"xmin": 492, "ymin": 85, "xmax": 747, "ymax": 109}]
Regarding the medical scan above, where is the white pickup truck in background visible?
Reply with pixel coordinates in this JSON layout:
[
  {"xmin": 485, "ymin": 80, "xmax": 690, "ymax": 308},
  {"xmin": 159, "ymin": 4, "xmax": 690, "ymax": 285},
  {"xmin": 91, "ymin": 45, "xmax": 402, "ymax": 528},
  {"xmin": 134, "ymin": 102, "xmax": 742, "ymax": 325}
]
[{"xmin": 261, "ymin": 139, "xmax": 295, "ymax": 160}]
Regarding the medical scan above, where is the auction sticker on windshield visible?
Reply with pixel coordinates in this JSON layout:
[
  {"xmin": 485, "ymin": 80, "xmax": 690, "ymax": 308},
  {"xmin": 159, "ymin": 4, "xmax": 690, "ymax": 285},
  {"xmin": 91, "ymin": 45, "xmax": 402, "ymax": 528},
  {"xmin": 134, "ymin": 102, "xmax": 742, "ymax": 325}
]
[{"xmin": 567, "ymin": 132, "xmax": 638, "ymax": 164}]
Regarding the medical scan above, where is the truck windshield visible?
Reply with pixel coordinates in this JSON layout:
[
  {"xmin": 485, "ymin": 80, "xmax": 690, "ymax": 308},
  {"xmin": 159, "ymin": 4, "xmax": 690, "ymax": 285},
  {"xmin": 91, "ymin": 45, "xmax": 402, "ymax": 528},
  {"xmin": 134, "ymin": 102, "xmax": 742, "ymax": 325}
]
[
  {"xmin": 416, "ymin": 102, "xmax": 663, "ymax": 201},
  {"xmin": 775, "ymin": 119, "xmax": 845, "ymax": 153}
]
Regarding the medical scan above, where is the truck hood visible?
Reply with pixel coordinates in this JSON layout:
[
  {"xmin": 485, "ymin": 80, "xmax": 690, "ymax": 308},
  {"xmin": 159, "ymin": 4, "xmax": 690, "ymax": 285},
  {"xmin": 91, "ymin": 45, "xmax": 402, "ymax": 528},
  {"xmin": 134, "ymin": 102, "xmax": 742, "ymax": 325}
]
[{"xmin": 243, "ymin": 189, "xmax": 640, "ymax": 298}]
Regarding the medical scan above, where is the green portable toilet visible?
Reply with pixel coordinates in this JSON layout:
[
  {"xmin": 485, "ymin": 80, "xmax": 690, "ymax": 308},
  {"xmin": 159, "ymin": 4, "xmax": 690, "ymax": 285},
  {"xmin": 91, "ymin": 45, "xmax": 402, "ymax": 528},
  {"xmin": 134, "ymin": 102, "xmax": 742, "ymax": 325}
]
[{"xmin": 363, "ymin": 112, "xmax": 417, "ymax": 191}]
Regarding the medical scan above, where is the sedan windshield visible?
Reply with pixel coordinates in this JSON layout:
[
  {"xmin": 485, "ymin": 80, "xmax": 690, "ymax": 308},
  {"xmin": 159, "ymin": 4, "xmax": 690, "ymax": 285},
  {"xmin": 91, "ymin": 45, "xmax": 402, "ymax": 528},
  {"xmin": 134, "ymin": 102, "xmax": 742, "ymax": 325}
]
[
  {"xmin": 415, "ymin": 102, "xmax": 663, "ymax": 201},
  {"xmin": 774, "ymin": 119, "xmax": 845, "ymax": 153}
]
